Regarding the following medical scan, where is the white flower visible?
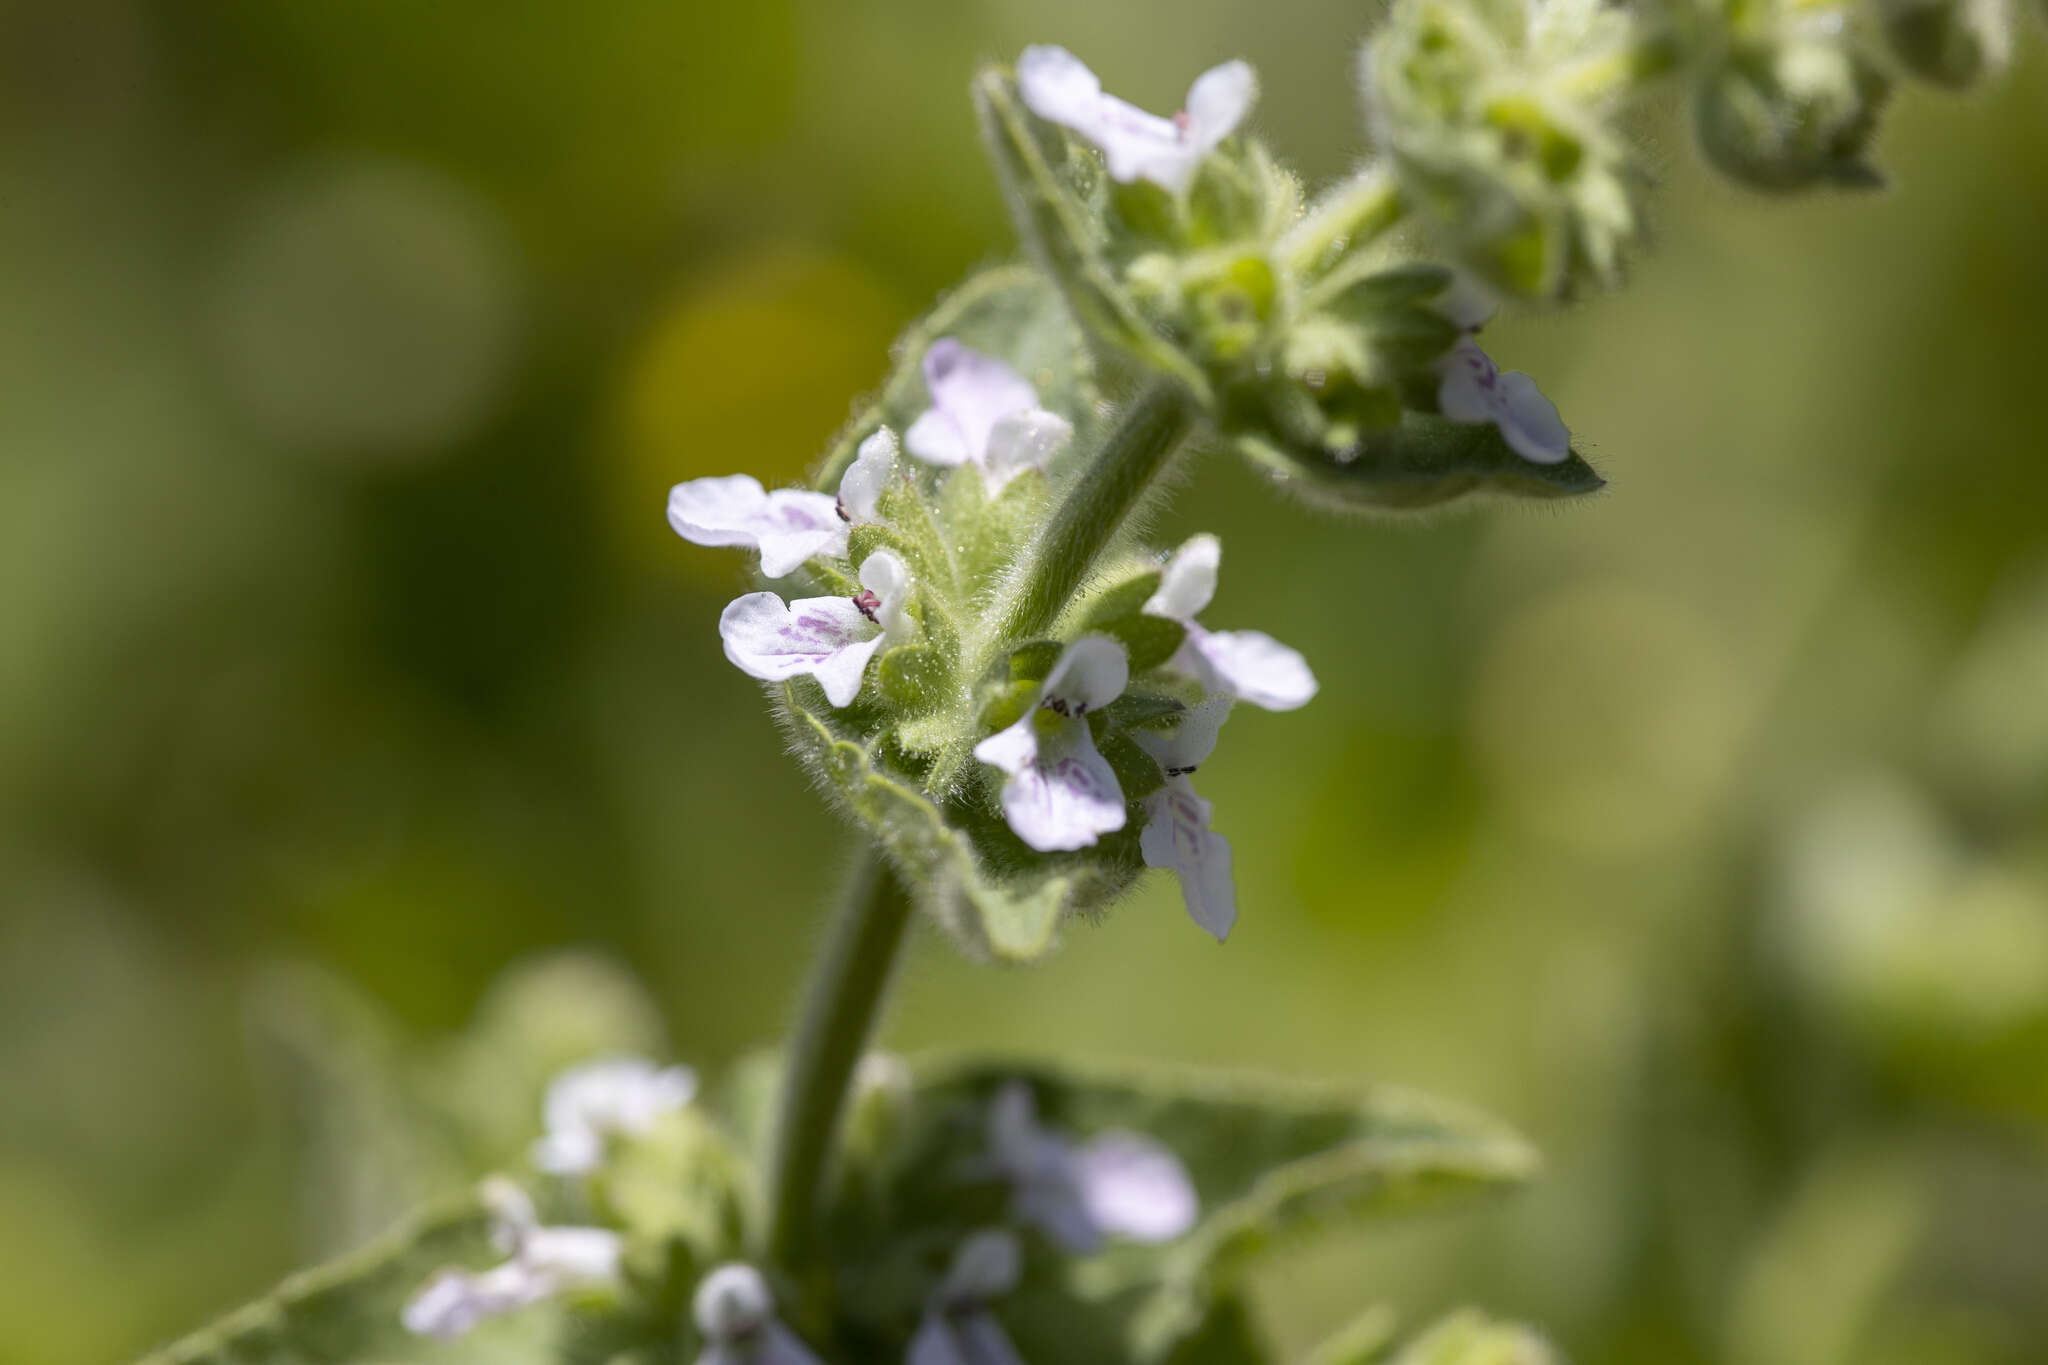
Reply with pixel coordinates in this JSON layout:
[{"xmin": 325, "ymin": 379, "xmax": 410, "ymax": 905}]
[
  {"xmin": 1144, "ymin": 535, "xmax": 1317, "ymax": 711},
  {"xmin": 972, "ymin": 637, "xmax": 1129, "ymax": 852},
  {"xmin": 1016, "ymin": 45, "xmax": 1256, "ymax": 196},
  {"xmin": 904, "ymin": 340, "xmax": 1072, "ymax": 493},
  {"xmin": 530, "ymin": 1055, "xmax": 697, "ymax": 1176},
  {"xmin": 667, "ymin": 427, "xmax": 899, "ymax": 577},
  {"xmin": 907, "ymin": 1231, "xmax": 1028, "ymax": 1365},
  {"xmin": 987, "ymin": 1082, "xmax": 1198, "ymax": 1254},
  {"xmin": 1435, "ymin": 339, "xmax": 1571, "ymax": 465},
  {"xmin": 692, "ymin": 1264, "xmax": 826, "ymax": 1365},
  {"xmin": 719, "ymin": 550, "xmax": 914, "ymax": 708},
  {"xmin": 1136, "ymin": 700, "xmax": 1238, "ymax": 942},
  {"xmin": 838, "ymin": 426, "xmax": 898, "ymax": 524},
  {"xmin": 403, "ymin": 1178, "xmax": 623, "ymax": 1338}
]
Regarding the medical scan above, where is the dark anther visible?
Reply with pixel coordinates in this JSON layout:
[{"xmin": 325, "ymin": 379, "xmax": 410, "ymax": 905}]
[
  {"xmin": 852, "ymin": 589, "xmax": 881, "ymax": 623},
  {"xmin": 835, "ymin": 497, "xmax": 852, "ymax": 523}
]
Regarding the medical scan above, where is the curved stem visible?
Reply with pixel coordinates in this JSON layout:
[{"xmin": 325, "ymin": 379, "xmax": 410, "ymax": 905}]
[
  {"xmin": 764, "ymin": 850, "xmax": 915, "ymax": 1269},
  {"xmin": 995, "ymin": 379, "xmax": 1199, "ymax": 643}
]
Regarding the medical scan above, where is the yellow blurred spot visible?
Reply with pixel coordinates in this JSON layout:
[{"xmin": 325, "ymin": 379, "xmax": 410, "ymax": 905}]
[{"xmin": 614, "ymin": 247, "xmax": 900, "ymax": 577}]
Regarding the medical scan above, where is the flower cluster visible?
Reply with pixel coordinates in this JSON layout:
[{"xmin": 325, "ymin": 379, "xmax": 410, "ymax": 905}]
[
  {"xmin": 404, "ymin": 1056, "xmax": 1203, "ymax": 1365},
  {"xmin": 670, "ymin": 335, "xmax": 1318, "ymax": 942},
  {"xmin": 983, "ymin": 45, "xmax": 1589, "ymax": 505},
  {"xmin": 404, "ymin": 1057, "xmax": 695, "ymax": 1337}
]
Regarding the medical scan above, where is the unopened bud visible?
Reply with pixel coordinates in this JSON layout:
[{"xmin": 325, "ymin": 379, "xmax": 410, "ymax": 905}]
[
  {"xmin": 1876, "ymin": 0, "xmax": 2012, "ymax": 89},
  {"xmin": 1359, "ymin": 0, "xmax": 1655, "ymax": 300},
  {"xmin": 1693, "ymin": 17, "xmax": 1891, "ymax": 193}
]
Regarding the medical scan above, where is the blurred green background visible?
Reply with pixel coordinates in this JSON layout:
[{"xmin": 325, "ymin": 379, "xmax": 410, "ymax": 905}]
[{"xmin": 4, "ymin": 2, "xmax": 2046, "ymax": 1363}]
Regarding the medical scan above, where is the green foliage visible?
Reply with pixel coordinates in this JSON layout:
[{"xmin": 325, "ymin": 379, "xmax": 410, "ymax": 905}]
[
  {"xmin": 1236, "ymin": 413, "xmax": 1605, "ymax": 512},
  {"xmin": 817, "ymin": 1055, "xmax": 1538, "ymax": 1363},
  {"xmin": 134, "ymin": 1194, "xmax": 508, "ymax": 1365},
  {"xmin": 783, "ymin": 695, "xmax": 1138, "ymax": 961}
]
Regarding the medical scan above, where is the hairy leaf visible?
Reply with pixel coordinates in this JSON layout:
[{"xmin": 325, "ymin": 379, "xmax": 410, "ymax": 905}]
[
  {"xmin": 133, "ymin": 1194, "xmax": 509, "ymax": 1365},
  {"xmin": 1236, "ymin": 413, "xmax": 1605, "ymax": 512},
  {"xmin": 782, "ymin": 694, "xmax": 1135, "ymax": 962},
  {"xmin": 907, "ymin": 1056, "xmax": 1536, "ymax": 1275}
]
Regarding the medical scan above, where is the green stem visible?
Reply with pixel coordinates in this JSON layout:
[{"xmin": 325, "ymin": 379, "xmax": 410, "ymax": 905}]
[
  {"xmin": 994, "ymin": 380, "xmax": 1199, "ymax": 643},
  {"xmin": 764, "ymin": 850, "xmax": 915, "ymax": 1269}
]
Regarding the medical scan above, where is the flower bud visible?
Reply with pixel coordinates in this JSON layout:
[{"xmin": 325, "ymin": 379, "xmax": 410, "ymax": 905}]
[
  {"xmin": 1876, "ymin": 0, "xmax": 2012, "ymax": 88},
  {"xmin": 1360, "ymin": 0, "xmax": 1662, "ymax": 300},
  {"xmin": 1692, "ymin": 8, "xmax": 1892, "ymax": 192}
]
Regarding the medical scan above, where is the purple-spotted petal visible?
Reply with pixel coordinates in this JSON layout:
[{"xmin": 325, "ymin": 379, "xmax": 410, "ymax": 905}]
[
  {"xmin": 1141, "ymin": 778, "xmax": 1237, "ymax": 941},
  {"xmin": 1436, "ymin": 339, "xmax": 1570, "ymax": 464},
  {"xmin": 719, "ymin": 593, "xmax": 882, "ymax": 708},
  {"xmin": 983, "ymin": 720, "xmax": 1126, "ymax": 852},
  {"xmin": 1071, "ymin": 1131, "xmax": 1200, "ymax": 1242},
  {"xmin": 667, "ymin": 475, "xmax": 845, "ymax": 577}
]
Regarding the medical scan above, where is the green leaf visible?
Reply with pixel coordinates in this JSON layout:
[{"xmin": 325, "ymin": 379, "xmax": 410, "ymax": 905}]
[
  {"xmin": 905, "ymin": 1056, "xmax": 1537, "ymax": 1277},
  {"xmin": 972, "ymin": 67, "xmax": 1209, "ymax": 396},
  {"xmin": 1097, "ymin": 614, "xmax": 1188, "ymax": 673},
  {"xmin": 134, "ymin": 1194, "xmax": 505, "ymax": 1365},
  {"xmin": 1099, "ymin": 730, "xmax": 1167, "ymax": 802},
  {"xmin": 1236, "ymin": 412, "xmax": 1605, "ymax": 512},
  {"xmin": 1101, "ymin": 691, "xmax": 1187, "ymax": 733},
  {"xmin": 878, "ymin": 644, "xmax": 949, "ymax": 711},
  {"xmin": 782, "ymin": 694, "xmax": 1133, "ymax": 962},
  {"xmin": 850, "ymin": 1057, "xmax": 1534, "ymax": 1365},
  {"xmin": 1077, "ymin": 569, "xmax": 1165, "ymax": 629}
]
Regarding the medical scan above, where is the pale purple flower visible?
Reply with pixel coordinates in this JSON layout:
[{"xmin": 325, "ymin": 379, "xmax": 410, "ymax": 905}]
[
  {"xmin": 531, "ymin": 1055, "xmax": 698, "ymax": 1176},
  {"xmin": 1435, "ymin": 340, "xmax": 1570, "ymax": 465},
  {"xmin": 907, "ymin": 1231, "xmax": 1028, "ymax": 1365},
  {"xmin": 904, "ymin": 340, "xmax": 1072, "ymax": 493},
  {"xmin": 1144, "ymin": 535, "xmax": 1317, "ymax": 711},
  {"xmin": 972, "ymin": 637, "xmax": 1129, "ymax": 852},
  {"xmin": 667, "ymin": 428, "xmax": 899, "ymax": 576},
  {"xmin": 987, "ymin": 1082, "xmax": 1198, "ymax": 1254},
  {"xmin": 1017, "ymin": 45, "xmax": 1257, "ymax": 196},
  {"xmin": 1136, "ymin": 700, "xmax": 1238, "ymax": 942},
  {"xmin": 403, "ymin": 1178, "xmax": 622, "ymax": 1338},
  {"xmin": 693, "ymin": 1264, "xmax": 826, "ymax": 1365},
  {"xmin": 719, "ymin": 550, "xmax": 913, "ymax": 707}
]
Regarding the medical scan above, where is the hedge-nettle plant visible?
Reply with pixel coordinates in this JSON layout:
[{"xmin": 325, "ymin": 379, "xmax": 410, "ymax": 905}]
[{"xmin": 142, "ymin": 5, "xmax": 2037, "ymax": 1364}]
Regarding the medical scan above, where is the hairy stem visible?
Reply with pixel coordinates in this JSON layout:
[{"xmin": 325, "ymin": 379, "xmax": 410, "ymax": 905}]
[
  {"xmin": 995, "ymin": 380, "xmax": 1200, "ymax": 643},
  {"xmin": 764, "ymin": 850, "xmax": 915, "ymax": 1269}
]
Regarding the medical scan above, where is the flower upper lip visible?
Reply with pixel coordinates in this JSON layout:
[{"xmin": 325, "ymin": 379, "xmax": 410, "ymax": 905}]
[{"xmin": 1016, "ymin": 45, "xmax": 1258, "ymax": 196}]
